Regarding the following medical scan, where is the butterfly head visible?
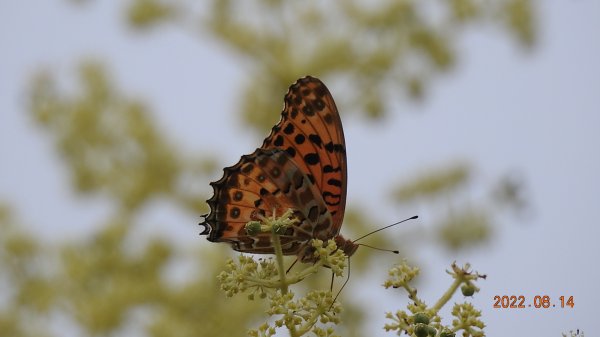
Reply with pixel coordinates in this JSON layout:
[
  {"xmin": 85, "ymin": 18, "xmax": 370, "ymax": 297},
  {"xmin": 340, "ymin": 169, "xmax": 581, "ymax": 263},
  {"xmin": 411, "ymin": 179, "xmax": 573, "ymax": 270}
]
[{"xmin": 334, "ymin": 235, "xmax": 359, "ymax": 258}]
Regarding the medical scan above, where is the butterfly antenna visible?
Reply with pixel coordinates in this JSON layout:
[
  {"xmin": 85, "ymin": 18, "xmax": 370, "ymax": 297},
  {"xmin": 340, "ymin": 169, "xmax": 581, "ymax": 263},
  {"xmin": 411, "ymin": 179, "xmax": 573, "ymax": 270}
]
[
  {"xmin": 356, "ymin": 243, "xmax": 399, "ymax": 254},
  {"xmin": 352, "ymin": 215, "xmax": 418, "ymax": 243}
]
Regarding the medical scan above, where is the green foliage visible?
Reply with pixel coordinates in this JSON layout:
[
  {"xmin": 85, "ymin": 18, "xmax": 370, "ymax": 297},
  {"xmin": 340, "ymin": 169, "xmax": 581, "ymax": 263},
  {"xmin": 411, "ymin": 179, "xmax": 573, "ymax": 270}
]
[
  {"xmin": 0, "ymin": 202, "xmax": 266, "ymax": 337},
  {"xmin": 391, "ymin": 163, "xmax": 527, "ymax": 251},
  {"xmin": 201, "ymin": 0, "xmax": 536, "ymax": 128},
  {"xmin": 61, "ymin": 218, "xmax": 169, "ymax": 333},
  {"xmin": 0, "ymin": 205, "xmax": 54, "ymax": 337},
  {"xmin": 29, "ymin": 63, "xmax": 180, "ymax": 209},
  {"xmin": 127, "ymin": 0, "xmax": 177, "ymax": 28},
  {"xmin": 438, "ymin": 210, "xmax": 491, "ymax": 250},
  {"xmin": 394, "ymin": 164, "xmax": 470, "ymax": 201}
]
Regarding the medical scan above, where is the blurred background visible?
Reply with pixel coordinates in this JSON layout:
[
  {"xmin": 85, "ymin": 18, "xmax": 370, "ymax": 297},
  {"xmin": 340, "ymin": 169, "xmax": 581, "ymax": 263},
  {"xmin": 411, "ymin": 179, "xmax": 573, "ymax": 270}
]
[{"xmin": 1, "ymin": 1, "xmax": 598, "ymax": 336}]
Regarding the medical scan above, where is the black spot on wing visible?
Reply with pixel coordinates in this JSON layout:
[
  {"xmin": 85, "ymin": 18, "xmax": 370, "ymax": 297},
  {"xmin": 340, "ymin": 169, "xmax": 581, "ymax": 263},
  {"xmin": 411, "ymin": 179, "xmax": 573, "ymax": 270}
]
[
  {"xmin": 308, "ymin": 134, "xmax": 323, "ymax": 148},
  {"xmin": 286, "ymin": 147, "xmax": 296, "ymax": 158},
  {"xmin": 323, "ymin": 165, "xmax": 342, "ymax": 173},
  {"xmin": 302, "ymin": 105, "xmax": 314, "ymax": 116},
  {"xmin": 327, "ymin": 178, "xmax": 342, "ymax": 187},
  {"xmin": 284, "ymin": 123, "xmax": 294, "ymax": 135},
  {"xmin": 304, "ymin": 153, "xmax": 320, "ymax": 165},
  {"xmin": 230, "ymin": 207, "xmax": 240, "ymax": 218},
  {"xmin": 324, "ymin": 142, "xmax": 346, "ymax": 154},
  {"xmin": 323, "ymin": 192, "xmax": 341, "ymax": 206},
  {"xmin": 233, "ymin": 191, "xmax": 243, "ymax": 201},
  {"xmin": 314, "ymin": 99, "xmax": 325, "ymax": 111},
  {"xmin": 315, "ymin": 85, "xmax": 327, "ymax": 97},
  {"xmin": 290, "ymin": 108, "xmax": 298, "ymax": 119}
]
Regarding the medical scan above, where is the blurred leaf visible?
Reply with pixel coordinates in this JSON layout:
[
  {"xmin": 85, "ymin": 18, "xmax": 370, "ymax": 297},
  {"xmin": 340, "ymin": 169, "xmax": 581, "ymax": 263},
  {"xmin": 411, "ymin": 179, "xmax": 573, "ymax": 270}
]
[
  {"xmin": 393, "ymin": 163, "xmax": 470, "ymax": 202},
  {"xmin": 29, "ymin": 62, "xmax": 181, "ymax": 209},
  {"xmin": 449, "ymin": 0, "xmax": 480, "ymax": 22},
  {"xmin": 504, "ymin": 0, "xmax": 536, "ymax": 47},
  {"xmin": 127, "ymin": 0, "xmax": 177, "ymax": 29},
  {"xmin": 205, "ymin": 0, "xmax": 537, "ymax": 131},
  {"xmin": 438, "ymin": 210, "xmax": 491, "ymax": 250}
]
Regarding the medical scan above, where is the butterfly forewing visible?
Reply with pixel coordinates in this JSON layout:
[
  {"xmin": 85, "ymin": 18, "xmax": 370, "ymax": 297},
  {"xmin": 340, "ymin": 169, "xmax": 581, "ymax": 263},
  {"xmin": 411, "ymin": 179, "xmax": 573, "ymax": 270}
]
[{"xmin": 262, "ymin": 76, "xmax": 347, "ymax": 237}]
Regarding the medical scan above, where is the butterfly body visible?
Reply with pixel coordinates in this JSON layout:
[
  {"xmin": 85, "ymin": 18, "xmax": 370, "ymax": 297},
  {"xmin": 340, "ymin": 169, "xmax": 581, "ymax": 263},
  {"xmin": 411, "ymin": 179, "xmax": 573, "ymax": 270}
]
[{"xmin": 200, "ymin": 76, "xmax": 355, "ymax": 262}]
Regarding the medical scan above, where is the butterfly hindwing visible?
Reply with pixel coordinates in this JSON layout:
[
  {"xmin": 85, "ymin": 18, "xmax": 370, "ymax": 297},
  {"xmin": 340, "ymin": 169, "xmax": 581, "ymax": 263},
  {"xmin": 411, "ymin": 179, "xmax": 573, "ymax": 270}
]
[{"xmin": 201, "ymin": 148, "xmax": 333, "ymax": 255}]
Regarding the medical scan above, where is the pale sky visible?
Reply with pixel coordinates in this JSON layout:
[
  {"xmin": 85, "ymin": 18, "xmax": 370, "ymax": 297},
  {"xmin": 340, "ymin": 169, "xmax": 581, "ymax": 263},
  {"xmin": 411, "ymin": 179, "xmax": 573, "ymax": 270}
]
[{"xmin": 1, "ymin": 2, "xmax": 598, "ymax": 336}]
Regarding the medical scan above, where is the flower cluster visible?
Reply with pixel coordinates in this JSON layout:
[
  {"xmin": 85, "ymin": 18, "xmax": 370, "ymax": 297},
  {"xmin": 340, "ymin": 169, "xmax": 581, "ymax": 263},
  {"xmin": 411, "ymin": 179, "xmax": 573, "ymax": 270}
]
[
  {"xmin": 384, "ymin": 260, "xmax": 486, "ymax": 337},
  {"xmin": 266, "ymin": 291, "xmax": 341, "ymax": 335},
  {"xmin": 310, "ymin": 239, "xmax": 347, "ymax": 277},
  {"xmin": 217, "ymin": 210, "xmax": 346, "ymax": 337},
  {"xmin": 217, "ymin": 255, "xmax": 279, "ymax": 299}
]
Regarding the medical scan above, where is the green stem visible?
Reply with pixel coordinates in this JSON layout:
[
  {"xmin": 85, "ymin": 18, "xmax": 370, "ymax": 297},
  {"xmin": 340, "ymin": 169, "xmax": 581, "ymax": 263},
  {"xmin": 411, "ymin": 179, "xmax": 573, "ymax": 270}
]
[
  {"xmin": 296, "ymin": 310, "xmax": 320, "ymax": 336},
  {"xmin": 271, "ymin": 231, "xmax": 288, "ymax": 294},
  {"xmin": 271, "ymin": 230, "xmax": 299, "ymax": 337},
  {"xmin": 431, "ymin": 277, "xmax": 462, "ymax": 313},
  {"xmin": 294, "ymin": 261, "xmax": 322, "ymax": 280},
  {"xmin": 403, "ymin": 284, "xmax": 426, "ymax": 307}
]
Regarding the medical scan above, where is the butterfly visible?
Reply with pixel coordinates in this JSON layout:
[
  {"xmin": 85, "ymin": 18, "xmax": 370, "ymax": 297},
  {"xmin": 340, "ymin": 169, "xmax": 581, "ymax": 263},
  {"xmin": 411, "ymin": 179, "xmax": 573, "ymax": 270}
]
[{"xmin": 199, "ymin": 76, "xmax": 357, "ymax": 263}]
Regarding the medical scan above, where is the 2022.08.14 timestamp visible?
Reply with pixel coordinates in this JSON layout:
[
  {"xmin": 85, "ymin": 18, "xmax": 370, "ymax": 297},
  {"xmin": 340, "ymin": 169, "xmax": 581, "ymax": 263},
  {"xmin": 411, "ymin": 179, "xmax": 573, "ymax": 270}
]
[{"xmin": 493, "ymin": 295, "xmax": 574, "ymax": 309}]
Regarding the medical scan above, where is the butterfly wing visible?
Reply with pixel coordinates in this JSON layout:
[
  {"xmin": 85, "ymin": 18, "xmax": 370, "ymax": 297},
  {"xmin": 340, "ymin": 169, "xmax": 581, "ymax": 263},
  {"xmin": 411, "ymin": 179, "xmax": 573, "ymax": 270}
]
[
  {"xmin": 200, "ymin": 148, "xmax": 334, "ymax": 255},
  {"xmin": 262, "ymin": 76, "xmax": 347, "ymax": 238}
]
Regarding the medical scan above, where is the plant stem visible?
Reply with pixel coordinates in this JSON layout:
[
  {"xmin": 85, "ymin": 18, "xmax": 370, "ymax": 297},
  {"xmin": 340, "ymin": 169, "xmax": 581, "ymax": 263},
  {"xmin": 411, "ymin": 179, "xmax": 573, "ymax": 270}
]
[
  {"xmin": 271, "ymin": 230, "xmax": 299, "ymax": 337},
  {"xmin": 431, "ymin": 277, "xmax": 462, "ymax": 313},
  {"xmin": 271, "ymin": 231, "xmax": 288, "ymax": 294}
]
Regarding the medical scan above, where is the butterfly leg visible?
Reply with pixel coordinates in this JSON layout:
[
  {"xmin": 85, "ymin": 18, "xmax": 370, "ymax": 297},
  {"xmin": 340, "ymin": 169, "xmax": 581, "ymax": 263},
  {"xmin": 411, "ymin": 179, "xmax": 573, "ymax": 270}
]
[
  {"xmin": 286, "ymin": 257, "xmax": 299, "ymax": 274},
  {"xmin": 330, "ymin": 256, "xmax": 351, "ymax": 310},
  {"xmin": 329, "ymin": 271, "xmax": 335, "ymax": 291}
]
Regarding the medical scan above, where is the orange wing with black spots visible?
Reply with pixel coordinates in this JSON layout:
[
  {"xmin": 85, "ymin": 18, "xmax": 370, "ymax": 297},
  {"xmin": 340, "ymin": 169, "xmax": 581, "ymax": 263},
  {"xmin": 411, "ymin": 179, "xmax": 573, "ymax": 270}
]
[
  {"xmin": 200, "ymin": 148, "xmax": 334, "ymax": 256},
  {"xmin": 261, "ymin": 76, "xmax": 347, "ymax": 238},
  {"xmin": 200, "ymin": 76, "xmax": 354, "ymax": 261}
]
